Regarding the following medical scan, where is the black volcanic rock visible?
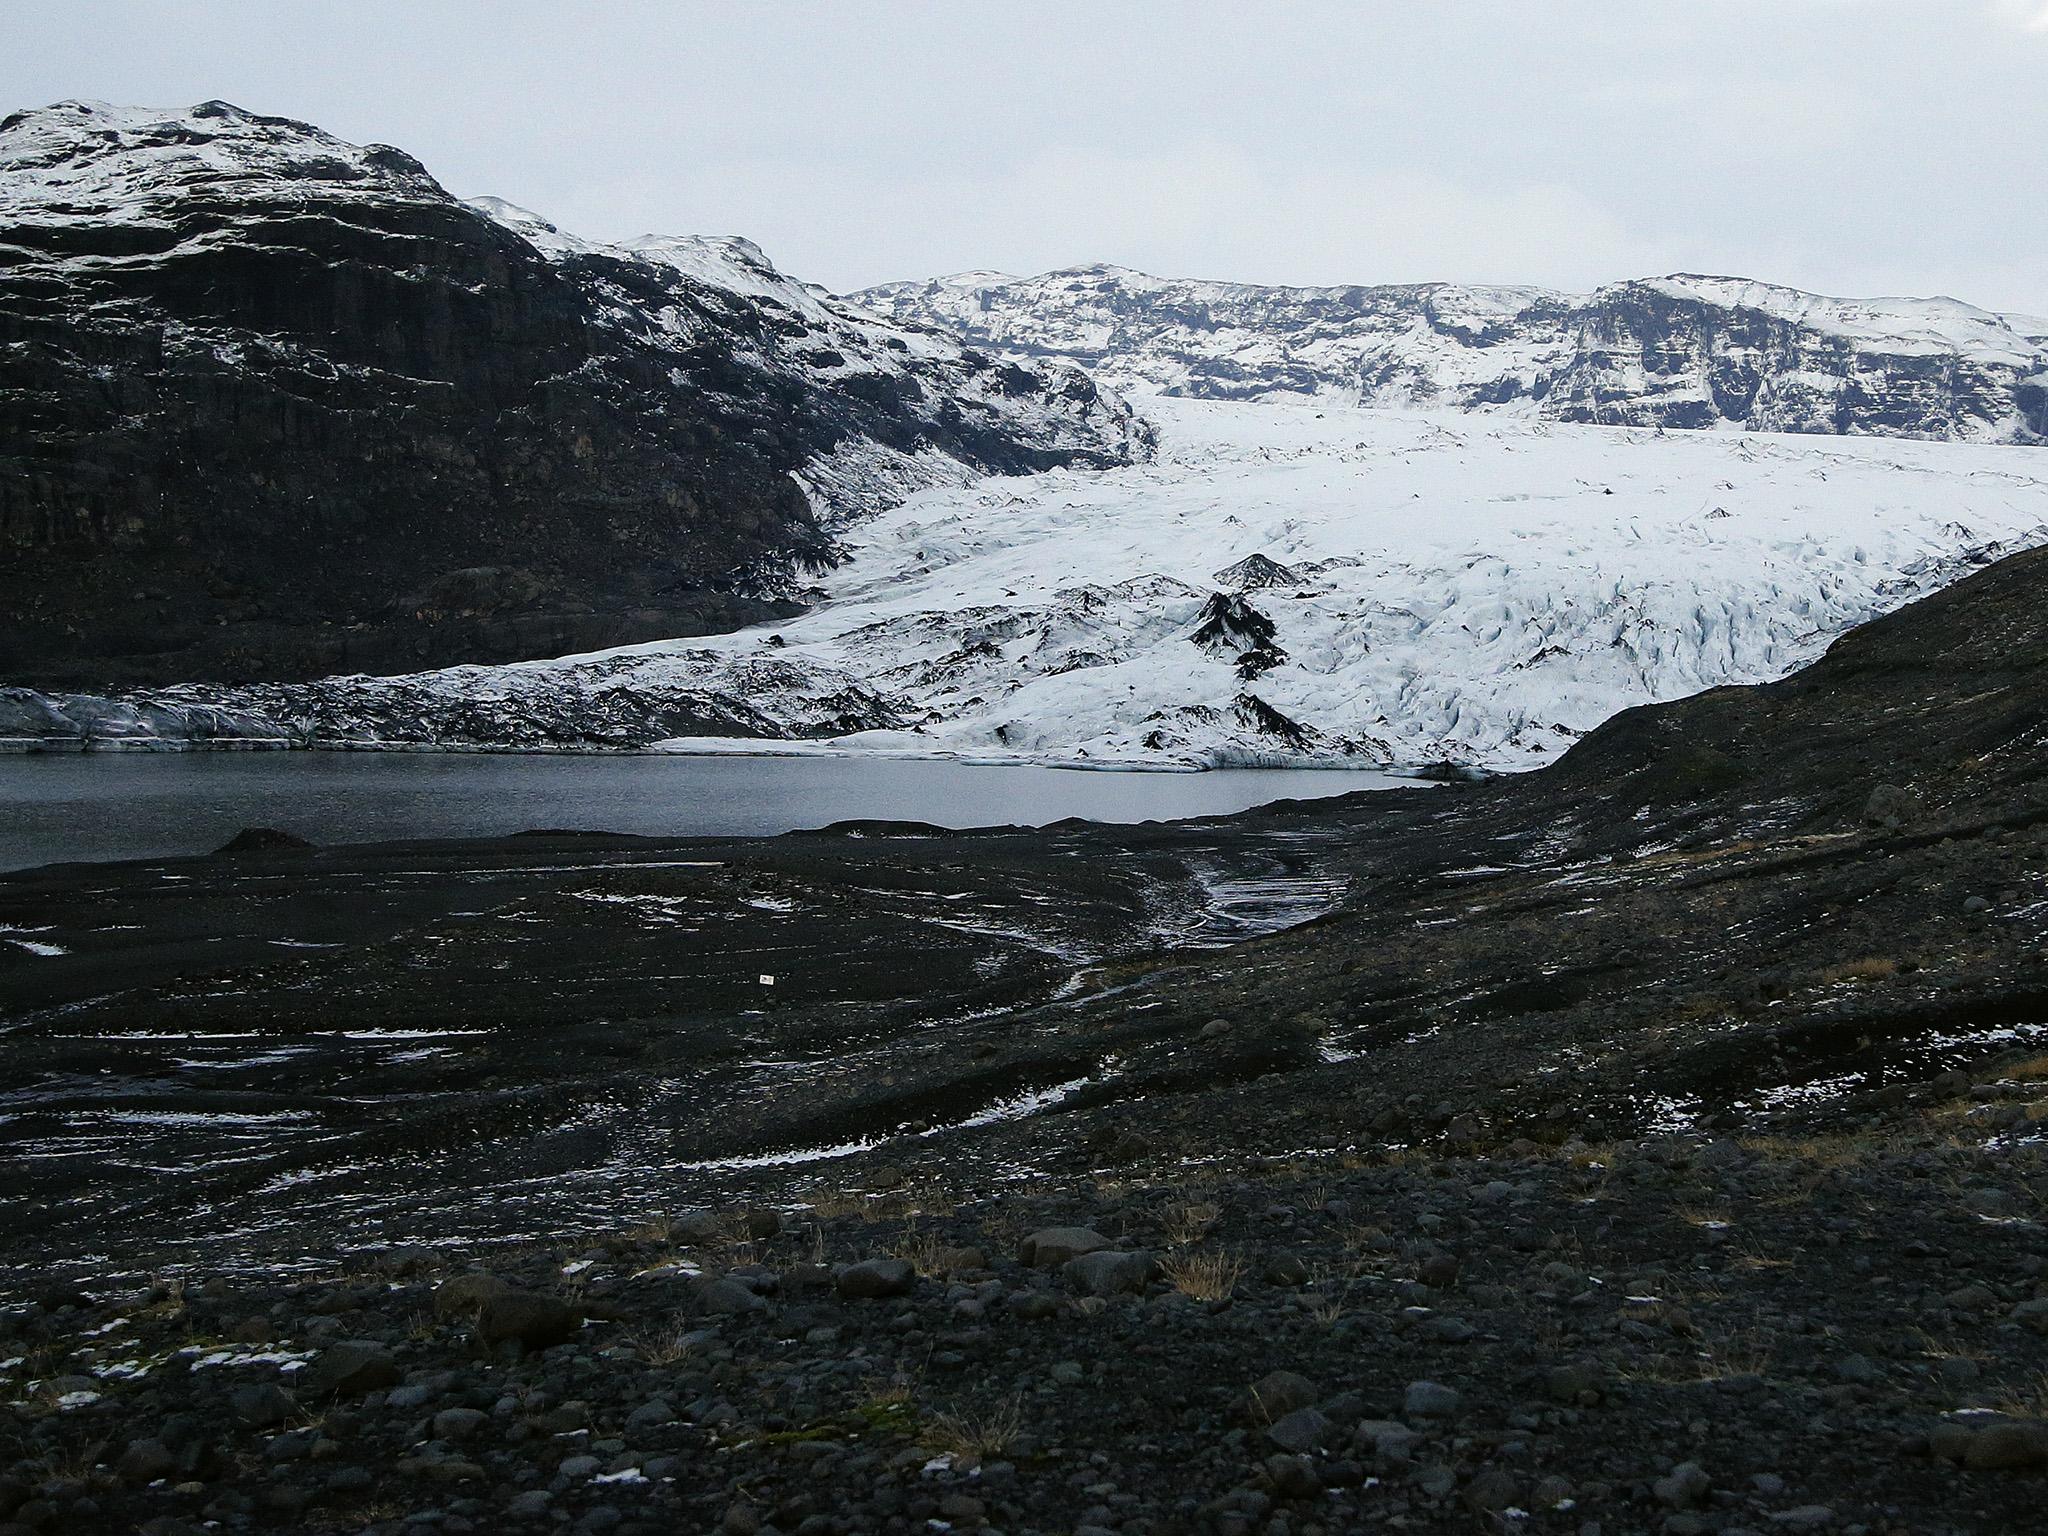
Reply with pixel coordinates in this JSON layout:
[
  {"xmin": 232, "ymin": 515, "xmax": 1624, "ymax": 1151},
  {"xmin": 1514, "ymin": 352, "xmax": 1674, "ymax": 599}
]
[
  {"xmin": 0, "ymin": 101, "xmax": 1148, "ymax": 688},
  {"xmin": 212, "ymin": 826, "xmax": 314, "ymax": 855},
  {"xmin": 862, "ymin": 263, "xmax": 2048, "ymax": 442}
]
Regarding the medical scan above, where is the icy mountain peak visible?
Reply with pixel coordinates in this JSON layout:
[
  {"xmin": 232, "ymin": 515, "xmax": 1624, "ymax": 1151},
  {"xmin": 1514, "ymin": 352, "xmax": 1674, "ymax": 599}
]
[
  {"xmin": 0, "ymin": 98, "xmax": 440, "ymax": 224},
  {"xmin": 860, "ymin": 260, "xmax": 2048, "ymax": 443},
  {"xmin": 463, "ymin": 194, "xmax": 589, "ymax": 256}
]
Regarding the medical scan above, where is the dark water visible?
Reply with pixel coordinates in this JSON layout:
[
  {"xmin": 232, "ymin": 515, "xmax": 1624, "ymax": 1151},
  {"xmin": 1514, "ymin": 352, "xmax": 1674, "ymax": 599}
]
[{"xmin": 0, "ymin": 752, "xmax": 1411, "ymax": 872}]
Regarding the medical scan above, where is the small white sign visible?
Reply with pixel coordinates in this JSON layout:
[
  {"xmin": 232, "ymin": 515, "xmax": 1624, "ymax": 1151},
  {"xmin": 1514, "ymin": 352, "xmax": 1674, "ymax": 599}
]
[{"xmin": 759, "ymin": 974, "xmax": 776, "ymax": 986}]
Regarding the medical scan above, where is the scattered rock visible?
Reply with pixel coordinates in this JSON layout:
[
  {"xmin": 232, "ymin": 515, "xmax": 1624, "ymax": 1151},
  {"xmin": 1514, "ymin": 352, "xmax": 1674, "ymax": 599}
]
[
  {"xmin": 836, "ymin": 1258, "xmax": 916, "ymax": 1299},
  {"xmin": 476, "ymin": 1290, "xmax": 579, "ymax": 1351},
  {"xmin": 1655, "ymin": 1461, "xmax": 1712, "ymax": 1509},
  {"xmin": 1403, "ymin": 1380, "xmax": 1460, "ymax": 1420},
  {"xmin": 1063, "ymin": 1249, "xmax": 1155, "ymax": 1296},
  {"xmin": 1249, "ymin": 1371, "xmax": 1321, "ymax": 1422},
  {"xmin": 1019, "ymin": 1226, "xmax": 1111, "ymax": 1266},
  {"xmin": 300, "ymin": 1340, "xmax": 399, "ymax": 1397}
]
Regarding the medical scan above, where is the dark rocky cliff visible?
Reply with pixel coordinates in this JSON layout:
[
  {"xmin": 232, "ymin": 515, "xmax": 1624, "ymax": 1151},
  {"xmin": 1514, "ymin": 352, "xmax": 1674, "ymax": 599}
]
[{"xmin": 0, "ymin": 102, "xmax": 1145, "ymax": 688}]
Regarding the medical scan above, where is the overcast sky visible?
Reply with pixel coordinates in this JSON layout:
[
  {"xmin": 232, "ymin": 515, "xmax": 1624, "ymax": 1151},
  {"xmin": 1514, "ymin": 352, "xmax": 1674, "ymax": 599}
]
[{"xmin": 8, "ymin": 1, "xmax": 2048, "ymax": 310}]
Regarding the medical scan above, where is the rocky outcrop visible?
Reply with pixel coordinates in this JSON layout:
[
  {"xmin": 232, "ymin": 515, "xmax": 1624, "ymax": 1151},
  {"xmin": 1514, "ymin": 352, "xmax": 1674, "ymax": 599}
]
[
  {"xmin": 0, "ymin": 101, "xmax": 1148, "ymax": 688},
  {"xmin": 860, "ymin": 265, "xmax": 2048, "ymax": 442}
]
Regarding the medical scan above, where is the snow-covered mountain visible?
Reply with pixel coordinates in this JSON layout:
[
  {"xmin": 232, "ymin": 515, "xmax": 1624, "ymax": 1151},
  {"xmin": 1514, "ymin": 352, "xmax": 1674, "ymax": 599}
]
[
  {"xmin": 860, "ymin": 265, "xmax": 2048, "ymax": 444},
  {"xmin": 0, "ymin": 101, "xmax": 1147, "ymax": 688},
  {"xmin": 15, "ymin": 397, "xmax": 2047, "ymax": 767},
  {"xmin": 10, "ymin": 108, "xmax": 2045, "ymax": 768}
]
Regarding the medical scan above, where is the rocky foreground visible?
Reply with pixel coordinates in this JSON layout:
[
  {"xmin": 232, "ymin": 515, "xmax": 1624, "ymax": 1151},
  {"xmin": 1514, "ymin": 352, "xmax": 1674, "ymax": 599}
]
[
  {"xmin": 4, "ymin": 547, "xmax": 2048, "ymax": 1532},
  {"xmin": 3, "ymin": 1103, "xmax": 2046, "ymax": 1536}
]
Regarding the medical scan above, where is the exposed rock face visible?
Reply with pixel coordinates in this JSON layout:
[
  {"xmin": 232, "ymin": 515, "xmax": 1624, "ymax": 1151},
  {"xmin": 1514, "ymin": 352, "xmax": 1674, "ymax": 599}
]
[
  {"xmin": 0, "ymin": 101, "xmax": 1147, "ymax": 688},
  {"xmin": 860, "ymin": 264, "xmax": 2048, "ymax": 442}
]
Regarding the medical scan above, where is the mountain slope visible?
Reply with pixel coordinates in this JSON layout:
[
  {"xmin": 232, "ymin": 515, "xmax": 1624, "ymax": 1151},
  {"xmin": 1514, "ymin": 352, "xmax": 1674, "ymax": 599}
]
[
  {"xmin": 860, "ymin": 264, "xmax": 2048, "ymax": 443},
  {"xmin": 0, "ymin": 101, "xmax": 1146, "ymax": 688}
]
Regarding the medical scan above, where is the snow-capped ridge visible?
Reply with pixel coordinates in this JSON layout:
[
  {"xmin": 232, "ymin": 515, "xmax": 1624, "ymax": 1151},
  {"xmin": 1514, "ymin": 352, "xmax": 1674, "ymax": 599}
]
[
  {"xmin": 861, "ymin": 261, "xmax": 2048, "ymax": 444},
  {"xmin": 0, "ymin": 98, "xmax": 441, "ymax": 218}
]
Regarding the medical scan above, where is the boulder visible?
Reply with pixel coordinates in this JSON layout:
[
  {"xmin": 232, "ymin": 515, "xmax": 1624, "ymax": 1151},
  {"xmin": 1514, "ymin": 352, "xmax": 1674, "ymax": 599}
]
[
  {"xmin": 1019, "ymin": 1226, "xmax": 1111, "ymax": 1267},
  {"xmin": 476, "ymin": 1290, "xmax": 579, "ymax": 1351},
  {"xmin": 299, "ymin": 1340, "xmax": 399, "ymax": 1398},
  {"xmin": 1964, "ymin": 1422, "xmax": 2048, "ymax": 1471},
  {"xmin": 1249, "ymin": 1370, "xmax": 1321, "ymax": 1421},
  {"xmin": 835, "ymin": 1259, "xmax": 916, "ymax": 1299},
  {"xmin": 1063, "ymin": 1249, "xmax": 1156, "ymax": 1297},
  {"xmin": 432, "ymin": 1272, "xmax": 511, "ymax": 1319},
  {"xmin": 1403, "ymin": 1380, "xmax": 1461, "ymax": 1420},
  {"xmin": 1265, "ymin": 1408, "xmax": 1333, "ymax": 1454},
  {"xmin": 690, "ymin": 1276, "xmax": 769, "ymax": 1315}
]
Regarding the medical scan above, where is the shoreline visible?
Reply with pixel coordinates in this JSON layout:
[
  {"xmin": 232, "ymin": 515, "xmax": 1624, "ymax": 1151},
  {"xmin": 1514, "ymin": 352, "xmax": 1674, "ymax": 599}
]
[{"xmin": 0, "ymin": 732, "xmax": 1464, "ymax": 777}]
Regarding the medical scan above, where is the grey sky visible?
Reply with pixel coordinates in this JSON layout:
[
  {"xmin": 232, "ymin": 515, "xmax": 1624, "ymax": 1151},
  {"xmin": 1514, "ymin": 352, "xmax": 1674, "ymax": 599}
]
[{"xmin": 8, "ymin": 1, "xmax": 2048, "ymax": 311}]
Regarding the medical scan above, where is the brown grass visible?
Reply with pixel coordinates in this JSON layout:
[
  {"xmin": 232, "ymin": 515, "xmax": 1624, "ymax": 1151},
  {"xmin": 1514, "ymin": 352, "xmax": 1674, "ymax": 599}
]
[
  {"xmin": 1161, "ymin": 1248, "xmax": 1245, "ymax": 1302},
  {"xmin": 1728, "ymin": 1236, "xmax": 1794, "ymax": 1271},
  {"xmin": 1814, "ymin": 957, "xmax": 1899, "ymax": 985},
  {"xmin": 1161, "ymin": 1201, "xmax": 1222, "ymax": 1247},
  {"xmin": 923, "ymin": 1392, "xmax": 1024, "ymax": 1459},
  {"xmin": 890, "ymin": 1222, "xmax": 950, "ymax": 1278},
  {"xmin": 1990, "ymin": 1370, "xmax": 2048, "ymax": 1420},
  {"xmin": 633, "ymin": 1320, "xmax": 700, "ymax": 1366}
]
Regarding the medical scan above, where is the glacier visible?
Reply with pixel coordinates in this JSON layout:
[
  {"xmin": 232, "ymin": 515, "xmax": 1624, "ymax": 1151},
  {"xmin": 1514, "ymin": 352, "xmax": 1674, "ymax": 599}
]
[{"xmin": 13, "ymin": 395, "xmax": 2047, "ymax": 770}]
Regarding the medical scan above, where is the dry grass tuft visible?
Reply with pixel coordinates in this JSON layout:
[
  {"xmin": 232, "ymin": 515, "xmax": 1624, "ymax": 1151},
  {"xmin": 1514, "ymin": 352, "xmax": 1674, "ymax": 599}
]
[
  {"xmin": 1161, "ymin": 1201, "xmax": 1222, "ymax": 1247},
  {"xmin": 923, "ymin": 1392, "xmax": 1024, "ymax": 1459},
  {"xmin": 623, "ymin": 1213, "xmax": 676, "ymax": 1245},
  {"xmin": 1990, "ymin": 1370, "xmax": 2048, "ymax": 1420},
  {"xmin": 1161, "ymin": 1248, "xmax": 1245, "ymax": 1302},
  {"xmin": 1739, "ymin": 1133, "xmax": 1879, "ymax": 1171},
  {"xmin": 1815, "ymin": 956, "xmax": 1900, "ymax": 985},
  {"xmin": 1728, "ymin": 1236, "xmax": 1794, "ymax": 1272},
  {"xmin": 1912, "ymin": 1329, "xmax": 1989, "ymax": 1364},
  {"xmin": 890, "ymin": 1222, "xmax": 949, "ymax": 1278},
  {"xmin": 633, "ymin": 1320, "xmax": 700, "ymax": 1366}
]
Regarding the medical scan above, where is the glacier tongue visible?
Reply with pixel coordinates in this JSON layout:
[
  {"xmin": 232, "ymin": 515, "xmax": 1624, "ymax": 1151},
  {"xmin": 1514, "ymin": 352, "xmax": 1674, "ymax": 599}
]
[
  {"xmin": 638, "ymin": 395, "xmax": 2048, "ymax": 769},
  {"xmin": 16, "ymin": 396, "xmax": 2048, "ymax": 770}
]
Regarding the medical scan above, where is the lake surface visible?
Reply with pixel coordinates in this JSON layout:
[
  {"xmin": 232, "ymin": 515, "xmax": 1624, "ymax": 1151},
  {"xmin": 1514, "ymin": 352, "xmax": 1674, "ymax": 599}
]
[{"xmin": 0, "ymin": 752, "xmax": 1413, "ymax": 872}]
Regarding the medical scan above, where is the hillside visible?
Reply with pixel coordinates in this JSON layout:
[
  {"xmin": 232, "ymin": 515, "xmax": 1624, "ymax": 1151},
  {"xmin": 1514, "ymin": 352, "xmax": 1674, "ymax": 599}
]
[
  {"xmin": 0, "ymin": 102, "xmax": 1147, "ymax": 687},
  {"xmin": 2, "ymin": 541, "xmax": 2045, "ymax": 1535}
]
